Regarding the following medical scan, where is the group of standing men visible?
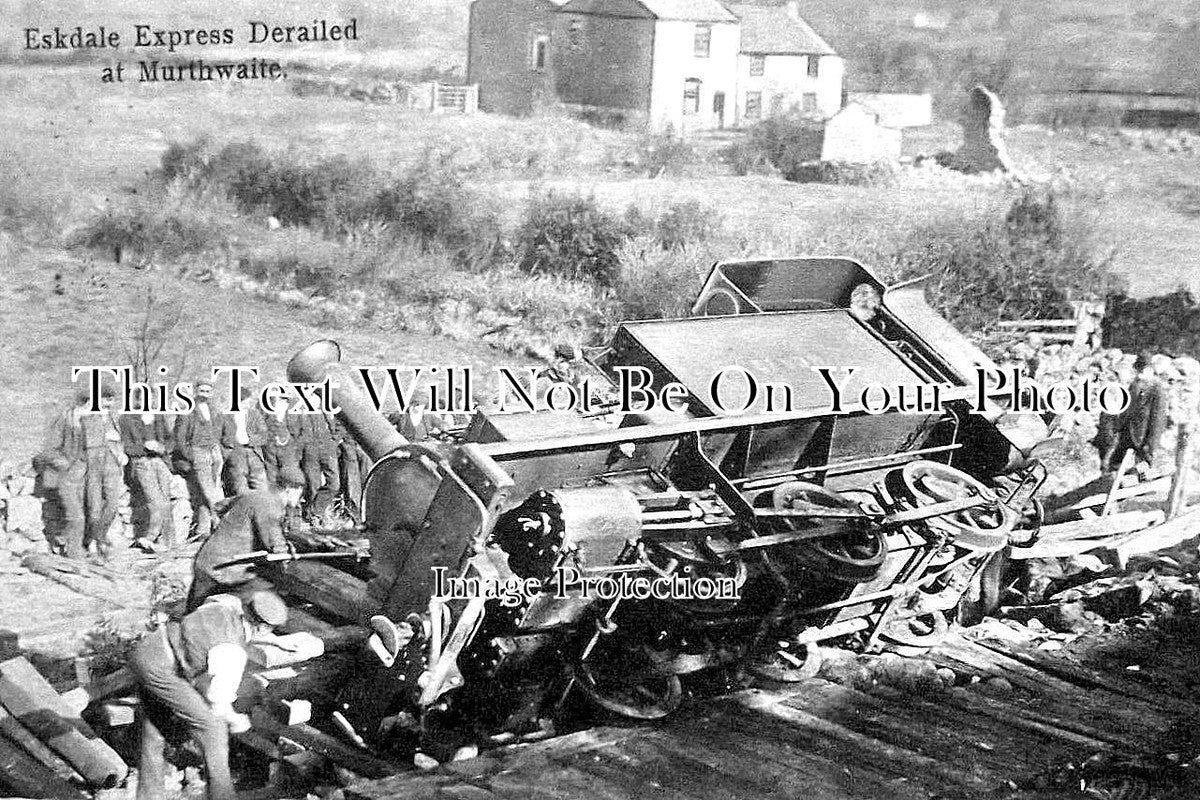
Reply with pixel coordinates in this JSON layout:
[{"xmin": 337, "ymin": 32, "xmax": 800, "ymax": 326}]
[{"xmin": 34, "ymin": 378, "xmax": 371, "ymax": 561}]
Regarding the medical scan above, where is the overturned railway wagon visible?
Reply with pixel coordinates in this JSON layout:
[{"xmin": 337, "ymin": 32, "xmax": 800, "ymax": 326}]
[{"xmin": 256, "ymin": 257, "xmax": 1052, "ymax": 759}]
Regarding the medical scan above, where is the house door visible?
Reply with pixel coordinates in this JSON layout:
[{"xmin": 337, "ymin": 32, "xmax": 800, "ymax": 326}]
[{"xmin": 713, "ymin": 91, "xmax": 726, "ymax": 129}]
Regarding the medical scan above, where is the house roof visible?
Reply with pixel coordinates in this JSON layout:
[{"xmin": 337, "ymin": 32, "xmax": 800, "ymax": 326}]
[
  {"xmin": 560, "ymin": 0, "xmax": 736, "ymax": 22},
  {"xmin": 726, "ymin": 4, "xmax": 836, "ymax": 55}
]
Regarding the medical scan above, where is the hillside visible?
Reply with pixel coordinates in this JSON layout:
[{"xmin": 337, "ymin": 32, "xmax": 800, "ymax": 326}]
[
  {"xmin": 3, "ymin": 0, "xmax": 1195, "ymax": 101},
  {"xmin": 0, "ymin": 238, "xmax": 513, "ymax": 467}
]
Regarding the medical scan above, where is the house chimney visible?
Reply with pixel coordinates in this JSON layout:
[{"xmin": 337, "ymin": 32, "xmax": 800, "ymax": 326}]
[{"xmin": 784, "ymin": 0, "xmax": 800, "ymax": 20}]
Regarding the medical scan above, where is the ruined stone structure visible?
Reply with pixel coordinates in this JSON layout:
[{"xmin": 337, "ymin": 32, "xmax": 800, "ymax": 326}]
[{"xmin": 952, "ymin": 85, "xmax": 1017, "ymax": 173}]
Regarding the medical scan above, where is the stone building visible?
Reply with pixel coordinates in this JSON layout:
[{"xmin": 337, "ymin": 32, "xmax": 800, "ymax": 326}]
[
  {"xmin": 467, "ymin": 0, "xmax": 843, "ymax": 131},
  {"xmin": 726, "ymin": 2, "xmax": 843, "ymax": 124}
]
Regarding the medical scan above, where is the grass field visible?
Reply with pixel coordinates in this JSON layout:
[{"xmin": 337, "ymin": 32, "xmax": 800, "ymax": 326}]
[{"xmin": 4, "ymin": 64, "xmax": 1197, "ymax": 295}]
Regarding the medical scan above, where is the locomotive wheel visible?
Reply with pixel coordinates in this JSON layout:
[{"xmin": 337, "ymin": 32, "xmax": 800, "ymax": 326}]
[
  {"xmin": 879, "ymin": 609, "xmax": 950, "ymax": 652},
  {"xmin": 895, "ymin": 461, "xmax": 1016, "ymax": 552},
  {"xmin": 772, "ymin": 482, "xmax": 888, "ymax": 582},
  {"xmin": 571, "ymin": 660, "xmax": 683, "ymax": 720},
  {"xmin": 805, "ymin": 531, "xmax": 890, "ymax": 582},
  {"xmin": 571, "ymin": 633, "xmax": 682, "ymax": 720},
  {"xmin": 647, "ymin": 542, "xmax": 748, "ymax": 616},
  {"xmin": 747, "ymin": 641, "xmax": 823, "ymax": 684}
]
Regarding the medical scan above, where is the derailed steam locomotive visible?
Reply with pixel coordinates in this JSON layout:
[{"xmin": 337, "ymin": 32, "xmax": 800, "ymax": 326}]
[{"xmin": 265, "ymin": 257, "xmax": 1051, "ymax": 756}]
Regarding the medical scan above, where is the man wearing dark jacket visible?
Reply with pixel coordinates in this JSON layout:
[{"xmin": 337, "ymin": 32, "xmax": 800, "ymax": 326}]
[
  {"xmin": 38, "ymin": 391, "xmax": 89, "ymax": 557},
  {"xmin": 131, "ymin": 591, "xmax": 288, "ymax": 800},
  {"xmin": 294, "ymin": 412, "xmax": 341, "ymax": 518},
  {"xmin": 1100, "ymin": 353, "xmax": 1170, "ymax": 473},
  {"xmin": 186, "ymin": 479, "xmax": 303, "ymax": 611},
  {"xmin": 120, "ymin": 409, "xmax": 177, "ymax": 550},
  {"xmin": 221, "ymin": 388, "xmax": 269, "ymax": 495},
  {"xmin": 175, "ymin": 380, "xmax": 225, "ymax": 539}
]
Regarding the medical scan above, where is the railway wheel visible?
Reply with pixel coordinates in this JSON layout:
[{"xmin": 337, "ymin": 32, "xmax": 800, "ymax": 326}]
[
  {"xmin": 893, "ymin": 461, "xmax": 1016, "ymax": 552},
  {"xmin": 771, "ymin": 482, "xmax": 889, "ymax": 582},
  {"xmin": 571, "ymin": 639, "xmax": 683, "ymax": 721}
]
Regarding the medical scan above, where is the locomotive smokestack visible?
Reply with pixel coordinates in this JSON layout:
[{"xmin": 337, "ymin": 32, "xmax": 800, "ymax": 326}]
[{"xmin": 287, "ymin": 339, "xmax": 409, "ymax": 460}]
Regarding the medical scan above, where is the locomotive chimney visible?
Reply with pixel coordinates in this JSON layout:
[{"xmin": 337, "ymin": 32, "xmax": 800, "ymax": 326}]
[{"xmin": 287, "ymin": 339, "xmax": 409, "ymax": 461}]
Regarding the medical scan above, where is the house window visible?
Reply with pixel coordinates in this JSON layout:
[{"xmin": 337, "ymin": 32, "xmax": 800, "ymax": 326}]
[
  {"xmin": 531, "ymin": 35, "xmax": 549, "ymax": 71},
  {"xmin": 683, "ymin": 78, "xmax": 701, "ymax": 115},
  {"xmin": 749, "ymin": 54, "xmax": 765, "ymax": 77},
  {"xmin": 744, "ymin": 91, "xmax": 762, "ymax": 120},
  {"xmin": 694, "ymin": 24, "xmax": 711, "ymax": 57},
  {"xmin": 806, "ymin": 55, "xmax": 820, "ymax": 78},
  {"xmin": 802, "ymin": 92, "xmax": 818, "ymax": 113}
]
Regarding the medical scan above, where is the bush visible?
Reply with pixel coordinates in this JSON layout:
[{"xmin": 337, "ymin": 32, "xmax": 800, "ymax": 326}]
[
  {"xmin": 786, "ymin": 160, "xmax": 899, "ymax": 187},
  {"xmin": 1104, "ymin": 290, "xmax": 1200, "ymax": 356},
  {"xmin": 365, "ymin": 154, "xmax": 502, "ymax": 264},
  {"xmin": 655, "ymin": 200, "xmax": 722, "ymax": 250},
  {"xmin": 515, "ymin": 192, "xmax": 637, "ymax": 287},
  {"xmin": 721, "ymin": 138, "xmax": 779, "ymax": 177},
  {"xmin": 634, "ymin": 129, "xmax": 698, "ymax": 177},
  {"xmin": 890, "ymin": 189, "xmax": 1117, "ymax": 329},
  {"xmin": 159, "ymin": 139, "xmax": 500, "ymax": 266},
  {"xmin": 72, "ymin": 189, "xmax": 234, "ymax": 262},
  {"xmin": 610, "ymin": 237, "xmax": 708, "ymax": 322},
  {"xmin": 737, "ymin": 116, "xmax": 825, "ymax": 179}
]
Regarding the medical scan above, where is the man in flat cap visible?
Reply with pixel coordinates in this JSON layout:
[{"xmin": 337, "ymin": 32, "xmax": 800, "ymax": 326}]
[{"xmin": 131, "ymin": 590, "xmax": 288, "ymax": 800}]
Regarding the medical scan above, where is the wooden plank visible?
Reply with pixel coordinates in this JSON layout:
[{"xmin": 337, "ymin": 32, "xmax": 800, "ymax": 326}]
[
  {"xmin": 1036, "ymin": 511, "xmax": 1162, "ymax": 541},
  {"xmin": 18, "ymin": 557, "xmax": 134, "ymax": 609},
  {"xmin": 931, "ymin": 638, "xmax": 1180, "ymax": 738},
  {"xmin": 1011, "ymin": 511, "xmax": 1164, "ymax": 558},
  {"xmin": 556, "ymin": 742, "xmax": 693, "ymax": 800},
  {"xmin": 0, "ymin": 657, "xmax": 127, "ymax": 787},
  {"xmin": 249, "ymin": 708, "xmax": 404, "ymax": 779},
  {"xmin": 1113, "ymin": 507, "xmax": 1200, "ymax": 560},
  {"xmin": 1101, "ymin": 449, "xmax": 1136, "ymax": 516},
  {"xmin": 932, "ymin": 684, "xmax": 1147, "ymax": 753},
  {"xmin": 779, "ymin": 681, "xmax": 1039, "ymax": 784},
  {"xmin": 0, "ymin": 733, "xmax": 85, "ymax": 799},
  {"xmin": 0, "ymin": 702, "xmax": 82, "ymax": 782},
  {"xmin": 656, "ymin": 714, "xmax": 918, "ymax": 800},
  {"xmin": 1061, "ymin": 475, "xmax": 1170, "ymax": 513},
  {"xmin": 971, "ymin": 637, "xmax": 1200, "ymax": 712},
  {"xmin": 269, "ymin": 561, "xmax": 380, "ymax": 624},
  {"xmin": 1168, "ymin": 425, "xmax": 1195, "ymax": 519},
  {"xmin": 996, "ymin": 319, "xmax": 1077, "ymax": 327},
  {"xmin": 734, "ymin": 689, "xmax": 987, "ymax": 791}
]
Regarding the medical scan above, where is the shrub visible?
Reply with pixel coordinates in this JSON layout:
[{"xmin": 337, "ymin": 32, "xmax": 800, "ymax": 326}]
[
  {"xmin": 610, "ymin": 237, "xmax": 708, "ymax": 323},
  {"xmin": 786, "ymin": 160, "xmax": 899, "ymax": 187},
  {"xmin": 739, "ymin": 116, "xmax": 825, "ymax": 179},
  {"xmin": 366, "ymin": 154, "xmax": 502, "ymax": 263},
  {"xmin": 515, "ymin": 192, "xmax": 637, "ymax": 287},
  {"xmin": 1104, "ymin": 289, "xmax": 1200, "ymax": 355},
  {"xmin": 655, "ymin": 200, "xmax": 722, "ymax": 250},
  {"xmin": 634, "ymin": 129, "xmax": 698, "ymax": 177},
  {"xmin": 721, "ymin": 138, "xmax": 779, "ymax": 177},
  {"xmin": 72, "ymin": 189, "xmax": 234, "ymax": 262},
  {"xmin": 159, "ymin": 139, "xmax": 500, "ymax": 266},
  {"xmin": 237, "ymin": 230, "xmax": 388, "ymax": 297},
  {"xmin": 890, "ymin": 189, "xmax": 1117, "ymax": 329}
]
